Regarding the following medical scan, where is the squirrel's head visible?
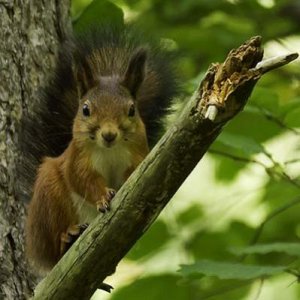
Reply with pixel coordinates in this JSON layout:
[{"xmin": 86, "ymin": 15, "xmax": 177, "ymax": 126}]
[{"xmin": 73, "ymin": 48, "xmax": 148, "ymax": 150}]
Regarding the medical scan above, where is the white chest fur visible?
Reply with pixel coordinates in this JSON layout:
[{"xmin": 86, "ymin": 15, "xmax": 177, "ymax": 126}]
[
  {"xmin": 71, "ymin": 192, "xmax": 98, "ymax": 224},
  {"xmin": 90, "ymin": 144, "xmax": 132, "ymax": 190},
  {"xmin": 71, "ymin": 145, "xmax": 132, "ymax": 224}
]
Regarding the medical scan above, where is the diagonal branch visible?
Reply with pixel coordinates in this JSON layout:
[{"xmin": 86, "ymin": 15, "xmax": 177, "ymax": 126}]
[{"xmin": 31, "ymin": 37, "xmax": 298, "ymax": 299}]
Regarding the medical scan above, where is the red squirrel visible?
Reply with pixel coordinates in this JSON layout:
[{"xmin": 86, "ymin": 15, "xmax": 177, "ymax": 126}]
[{"xmin": 20, "ymin": 26, "xmax": 178, "ymax": 280}]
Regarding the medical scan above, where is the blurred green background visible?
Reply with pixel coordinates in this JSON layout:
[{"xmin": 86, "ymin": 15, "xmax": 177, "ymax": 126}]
[{"xmin": 71, "ymin": 0, "xmax": 300, "ymax": 299}]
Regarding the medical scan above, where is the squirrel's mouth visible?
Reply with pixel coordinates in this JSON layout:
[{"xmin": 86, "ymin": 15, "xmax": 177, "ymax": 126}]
[
  {"xmin": 102, "ymin": 140, "xmax": 116, "ymax": 148},
  {"xmin": 95, "ymin": 136, "xmax": 118, "ymax": 149}
]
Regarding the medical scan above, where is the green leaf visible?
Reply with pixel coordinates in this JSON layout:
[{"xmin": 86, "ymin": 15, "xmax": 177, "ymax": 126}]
[
  {"xmin": 179, "ymin": 260, "xmax": 286, "ymax": 280},
  {"xmin": 73, "ymin": 0, "xmax": 124, "ymax": 33},
  {"xmin": 284, "ymin": 107, "xmax": 300, "ymax": 128},
  {"xmin": 217, "ymin": 131, "xmax": 265, "ymax": 156},
  {"xmin": 188, "ymin": 221, "xmax": 254, "ymax": 261},
  {"xmin": 111, "ymin": 274, "xmax": 192, "ymax": 300},
  {"xmin": 231, "ymin": 243, "xmax": 300, "ymax": 257},
  {"xmin": 126, "ymin": 220, "xmax": 173, "ymax": 260},
  {"xmin": 176, "ymin": 204, "xmax": 203, "ymax": 225},
  {"xmin": 280, "ymin": 97, "xmax": 300, "ymax": 116},
  {"xmin": 250, "ymin": 86, "xmax": 279, "ymax": 114},
  {"xmin": 224, "ymin": 110, "xmax": 282, "ymax": 144}
]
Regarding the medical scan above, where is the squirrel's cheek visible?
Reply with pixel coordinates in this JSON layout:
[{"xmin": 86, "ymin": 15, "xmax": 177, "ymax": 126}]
[{"xmin": 120, "ymin": 118, "xmax": 137, "ymax": 132}]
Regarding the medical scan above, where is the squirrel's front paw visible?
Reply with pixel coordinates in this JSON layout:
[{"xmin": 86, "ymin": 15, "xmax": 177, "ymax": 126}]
[{"xmin": 97, "ymin": 187, "xmax": 116, "ymax": 213}]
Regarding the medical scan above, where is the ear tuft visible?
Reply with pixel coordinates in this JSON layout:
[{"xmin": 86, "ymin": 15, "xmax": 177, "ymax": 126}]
[
  {"xmin": 122, "ymin": 47, "xmax": 147, "ymax": 97},
  {"xmin": 73, "ymin": 59, "xmax": 96, "ymax": 98}
]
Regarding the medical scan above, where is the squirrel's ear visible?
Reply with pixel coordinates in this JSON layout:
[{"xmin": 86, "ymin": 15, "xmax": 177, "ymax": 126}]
[
  {"xmin": 74, "ymin": 61, "xmax": 96, "ymax": 98},
  {"xmin": 122, "ymin": 47, "xmax": 147, "ymax": 98}
]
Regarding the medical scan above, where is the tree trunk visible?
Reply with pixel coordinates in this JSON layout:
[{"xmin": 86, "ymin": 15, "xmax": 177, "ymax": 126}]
[{"xmin": 0, "ymin": 1, "xmax": 71, "ymax": 299}]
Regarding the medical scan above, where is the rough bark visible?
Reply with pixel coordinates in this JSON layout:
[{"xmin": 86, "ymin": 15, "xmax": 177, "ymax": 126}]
[
  {"xmin": 30, "ymin": 36, "xmax": 297, "ymax": 299},
  {"xmin": 0, "ymin": 1, "xmax": 71, "ymax": 299}
]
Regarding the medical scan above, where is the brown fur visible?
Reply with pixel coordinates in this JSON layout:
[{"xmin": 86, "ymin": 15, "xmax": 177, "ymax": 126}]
[{"xmin": 26, "ymin": 58, "xmax": 149, "ymax": 272}]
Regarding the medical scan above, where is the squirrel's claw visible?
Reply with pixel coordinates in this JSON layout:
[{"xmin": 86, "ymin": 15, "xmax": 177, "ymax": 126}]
[
  {"xmin": 97, "ymin": 196, "xmax": 110, "ymax": 213},
  {"xmin": 97, "ymin": 187, "xmax": 116, "ymax": 213},
  {"xmin": 60, "ymin": 223, "xmax": 89, "ymax": 255},
  {"xmin": 106, "ymin": 188, "xmax": 116, "ymax": 199}
]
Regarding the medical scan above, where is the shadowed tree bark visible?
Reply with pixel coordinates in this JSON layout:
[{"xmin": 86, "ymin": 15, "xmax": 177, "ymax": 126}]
[{"xmin": 0, "ymin": 1, "xmax": 71, "ymax": 299}]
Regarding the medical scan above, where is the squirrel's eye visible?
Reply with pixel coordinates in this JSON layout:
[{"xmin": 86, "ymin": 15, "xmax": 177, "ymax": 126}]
[
  {"xmin": 82, "ymin": 104, "xmax": 90, "ymax": 117},
  {"xmin": 128, "ymin": 104, "xmax": 135, "ymax": 117}
]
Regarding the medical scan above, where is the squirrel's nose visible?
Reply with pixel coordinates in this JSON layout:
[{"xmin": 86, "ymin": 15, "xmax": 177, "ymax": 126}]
[{"xmin": 101, "ymin": 131, "xmax": 117, "ymax": 143}]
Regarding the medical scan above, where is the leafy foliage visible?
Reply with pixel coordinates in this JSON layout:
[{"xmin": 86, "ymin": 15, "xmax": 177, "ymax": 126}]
[
  {"xmin": 179, "ymin": 260, "xmax": 286, "ymax": 280},
  {"xmin": 111, "ymin": 275, "xmax": 192, "ymax": 300},
  {"xmin": 72, "ymin": 0, "xmax": 300, "ymax": 299},
  {"xmin": 231, "ymin": 243, "xmax": 300, "ymax": 257},
  {"xmin": 73, "ymin": 0, "xmax": 124, "ymax": 32}
]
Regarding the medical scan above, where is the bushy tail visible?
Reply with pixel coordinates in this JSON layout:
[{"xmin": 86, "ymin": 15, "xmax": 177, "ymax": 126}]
[{"xmin": 18, "ymin": 40, "xmax": 77, "ymax": 202}]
